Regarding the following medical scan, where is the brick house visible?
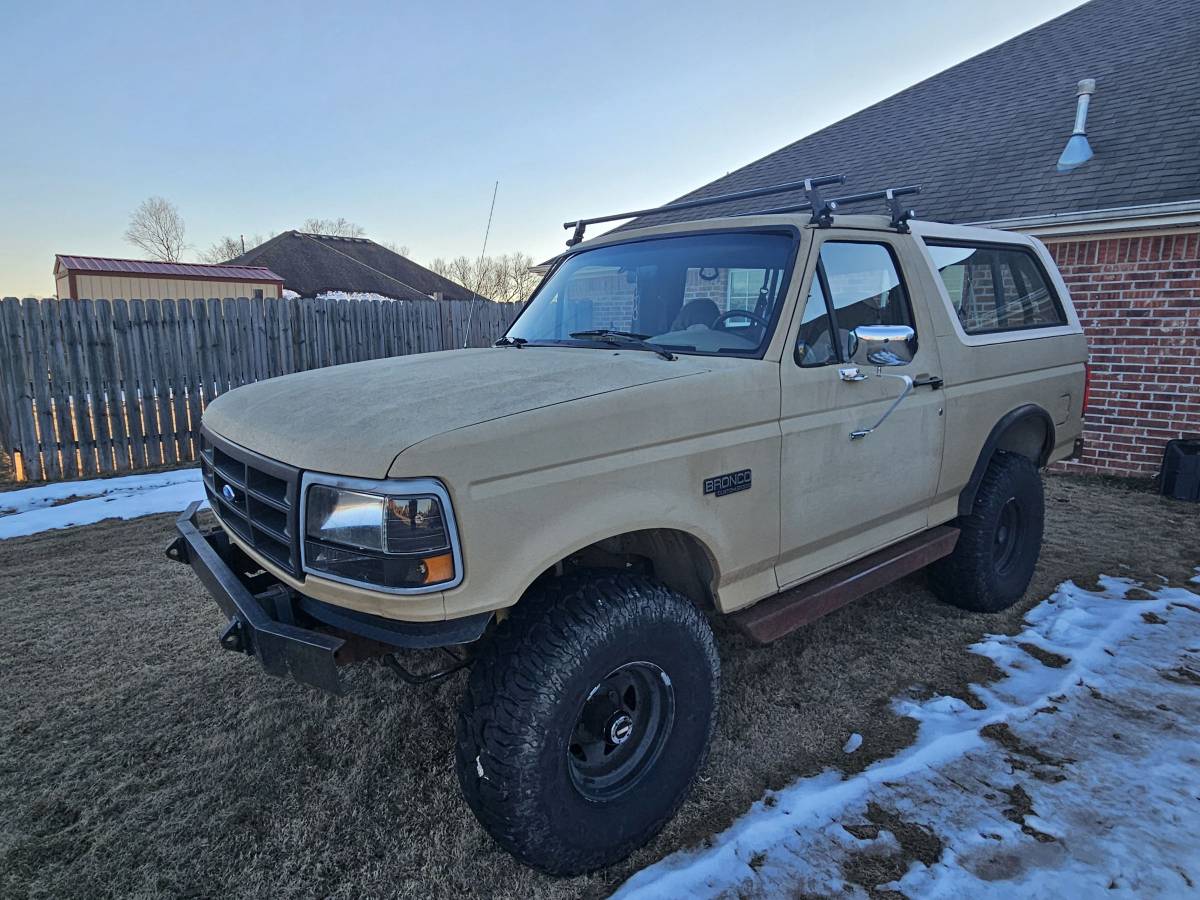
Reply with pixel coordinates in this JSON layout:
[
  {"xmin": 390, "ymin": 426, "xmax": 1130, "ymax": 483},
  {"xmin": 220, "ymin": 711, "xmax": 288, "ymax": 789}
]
[{"xmin": 628, "ymin": 0, "xmax": 1199, "ymax": 478}]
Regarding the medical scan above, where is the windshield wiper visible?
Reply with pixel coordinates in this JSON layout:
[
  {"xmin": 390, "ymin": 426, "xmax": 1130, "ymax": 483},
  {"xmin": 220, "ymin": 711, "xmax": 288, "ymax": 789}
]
[
  {"xmin": 493, "ymin": 336, "xmax": 527, "ymax": 348},
  {"xmin": 569, "ymin": 330, "xmax": 676, "ymax": 361}
]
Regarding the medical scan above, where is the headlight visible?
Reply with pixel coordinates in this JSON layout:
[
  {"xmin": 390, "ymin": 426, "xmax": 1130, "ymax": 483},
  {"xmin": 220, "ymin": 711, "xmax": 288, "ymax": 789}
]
[{"xmin": 301, "ymin": 477, "xmax": 461, "ymax": 592}]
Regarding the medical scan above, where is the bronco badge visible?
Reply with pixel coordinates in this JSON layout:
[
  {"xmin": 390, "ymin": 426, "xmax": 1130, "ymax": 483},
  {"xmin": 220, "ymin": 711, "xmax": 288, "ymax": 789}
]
[{"xmin": 703, "ymin": 469, "xmax": 751, "ymax": 497}]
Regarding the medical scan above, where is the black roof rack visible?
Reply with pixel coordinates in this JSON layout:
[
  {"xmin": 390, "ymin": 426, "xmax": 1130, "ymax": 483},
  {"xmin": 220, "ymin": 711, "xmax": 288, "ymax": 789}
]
[
  {"xmin": 562, "ymin": 177, "xmax": 921, "ymax": 245},
  {"xmin": 563, "ymin": 174, "xmax": 846, "ymax": 246}
]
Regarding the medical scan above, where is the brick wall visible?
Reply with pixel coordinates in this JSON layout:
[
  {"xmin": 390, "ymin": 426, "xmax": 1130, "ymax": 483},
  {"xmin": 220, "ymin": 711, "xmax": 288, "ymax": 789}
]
[{"xmin": 1046, "ymin": 230, "xmax": 1200, "ymax": 477}]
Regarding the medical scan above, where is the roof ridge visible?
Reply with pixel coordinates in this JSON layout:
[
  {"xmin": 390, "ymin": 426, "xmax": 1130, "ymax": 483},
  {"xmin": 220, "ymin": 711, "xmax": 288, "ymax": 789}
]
[{"xmin": 297, "ymin": 231, "xmax": 371, "ymax": 243}]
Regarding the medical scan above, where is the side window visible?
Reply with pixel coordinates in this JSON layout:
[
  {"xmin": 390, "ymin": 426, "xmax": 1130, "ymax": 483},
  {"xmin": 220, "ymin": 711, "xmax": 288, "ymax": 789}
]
[
  {"xmin": 795, "ymin": 241, "xmax": 914, "ymax": 366},
  {"xmin": 795, "ymin": 277, "xmax": 837, "ymax": 367},
  {"xmin": 925, "ymin": 242, "xmax": 1066, "ymax": 334}
]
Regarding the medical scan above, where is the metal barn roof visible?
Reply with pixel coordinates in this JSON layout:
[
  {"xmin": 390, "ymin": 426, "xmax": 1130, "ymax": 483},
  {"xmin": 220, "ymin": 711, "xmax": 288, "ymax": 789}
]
[{"xmin": 55, "ymin": 255, "xmax": 283, "ymax": 282}]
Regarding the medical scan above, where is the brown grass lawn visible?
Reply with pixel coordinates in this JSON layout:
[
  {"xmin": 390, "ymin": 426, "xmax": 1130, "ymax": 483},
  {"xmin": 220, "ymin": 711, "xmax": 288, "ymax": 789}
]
[{"xmin": 1, "ymin": 473, "xmax": 1196, "ymax": 899}]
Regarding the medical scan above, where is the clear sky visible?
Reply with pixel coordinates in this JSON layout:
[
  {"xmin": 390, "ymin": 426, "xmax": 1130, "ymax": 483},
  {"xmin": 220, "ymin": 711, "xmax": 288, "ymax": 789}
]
[{"xmin": 2, "ymin": 0, "xmax": 1086, "ymax": 296}]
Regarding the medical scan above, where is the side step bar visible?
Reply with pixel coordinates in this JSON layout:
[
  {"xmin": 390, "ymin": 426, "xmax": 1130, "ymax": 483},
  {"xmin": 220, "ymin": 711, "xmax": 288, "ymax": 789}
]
[{"xmin": 732, "ymin": 526, "xmax": 960, "ymax": 644}]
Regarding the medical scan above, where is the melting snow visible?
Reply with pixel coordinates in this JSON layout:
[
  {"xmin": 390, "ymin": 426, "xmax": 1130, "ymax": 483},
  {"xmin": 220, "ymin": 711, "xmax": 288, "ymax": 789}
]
[
  {"xmin": 316, "ymin": 290, "xmax": 410, "ymax": 302},
  {"xmin": 616, "ymin": 577, "xmax": 1200, "ymax": 899},
  {"xmin": 842, "ymin": 733, "xmax": 863, "ymax": 754},
  {"xmin": 0, "ymin": 469, "xmax": 205, "ymax": 539}
]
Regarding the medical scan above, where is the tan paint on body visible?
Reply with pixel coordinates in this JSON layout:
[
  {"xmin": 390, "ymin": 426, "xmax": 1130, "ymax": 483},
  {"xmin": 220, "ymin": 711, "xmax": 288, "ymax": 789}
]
[{"xmin": 202, "ymin": 213, "xmax": 1087, "ymax": 623}]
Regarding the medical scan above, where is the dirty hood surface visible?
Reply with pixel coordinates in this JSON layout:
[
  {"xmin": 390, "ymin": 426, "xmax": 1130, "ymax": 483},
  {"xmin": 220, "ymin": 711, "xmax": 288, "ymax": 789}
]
[{"xmin": 202, "ymin": 347, "xmax": 708, "ymax": 478}]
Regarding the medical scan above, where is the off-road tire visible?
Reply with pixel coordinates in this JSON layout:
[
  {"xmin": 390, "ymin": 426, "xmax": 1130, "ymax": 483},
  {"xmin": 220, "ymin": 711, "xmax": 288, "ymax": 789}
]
[
  {"xmin": 930, "ymin": 451, "xmax": 1044, "ymax": 613},
  {"xmin": 454, "ymin": 570, "xmax": 720, "ymax": 875}
]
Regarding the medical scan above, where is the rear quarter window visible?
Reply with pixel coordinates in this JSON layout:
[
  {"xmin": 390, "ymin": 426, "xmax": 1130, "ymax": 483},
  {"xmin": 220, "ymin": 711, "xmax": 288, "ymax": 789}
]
[{"xmin": 925, "ymin": 241, "xmax": 1066, "ymax": 335}]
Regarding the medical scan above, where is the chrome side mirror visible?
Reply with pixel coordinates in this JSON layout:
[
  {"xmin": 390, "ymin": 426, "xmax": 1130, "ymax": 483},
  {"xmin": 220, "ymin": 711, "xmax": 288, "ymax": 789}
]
[{"xmin": 848, "ymin": 325, "xmax": 916, "ymax": 368}]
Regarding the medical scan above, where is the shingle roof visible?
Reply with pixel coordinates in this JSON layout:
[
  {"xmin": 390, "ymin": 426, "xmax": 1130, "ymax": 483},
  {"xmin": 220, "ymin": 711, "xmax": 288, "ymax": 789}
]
[
  {"xmin": 226, "ymin": 232, "xmax": 480, "ymax": 301},
  {"xmin": 628, "ymin": 0, "xmax": 1200, "ymax": 230},
  {"xmin": 55, "ymin": 255, "xmax": 282, "ymax": 282}
]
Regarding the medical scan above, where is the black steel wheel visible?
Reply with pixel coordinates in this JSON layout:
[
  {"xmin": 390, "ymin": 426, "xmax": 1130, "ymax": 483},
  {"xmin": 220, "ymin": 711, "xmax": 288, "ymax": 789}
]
[
  {"xmin": 992, "ymin": 497, "xmax": 1023, "ymax": 576},
  {"xmin": 567, "ymin": 661, "xmax": 676, "ymax": 801},
  {"xmin": 455, "ymin": 570, "xmax": 720, "ymax": 875},
  {"xmin": 931, "ymin": 451, "xmax": 1044, "ymax": 613}
]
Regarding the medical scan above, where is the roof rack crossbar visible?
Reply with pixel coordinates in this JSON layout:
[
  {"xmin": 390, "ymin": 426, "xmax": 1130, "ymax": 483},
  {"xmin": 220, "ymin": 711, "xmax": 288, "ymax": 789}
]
[
  {"xmin": 811, "ymin": 185, "xmax": 921, "ymax": 229},
  {"xmin": 563, "ymin": 174, "xmax": 846, "ymax": 246},
  {"xmin": 729, "ymin": 184, "xmax": 924, "ymax": 231},
  {"xmin": 735, "ymin": 201, "xmax": 815, "ymax": 217}
]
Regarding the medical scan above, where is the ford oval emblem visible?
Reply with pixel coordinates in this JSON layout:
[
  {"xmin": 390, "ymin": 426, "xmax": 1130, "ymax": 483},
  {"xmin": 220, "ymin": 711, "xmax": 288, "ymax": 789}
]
[{"xmin": 221, "ymin": 484, "xmax": 237, "ymax": 503}]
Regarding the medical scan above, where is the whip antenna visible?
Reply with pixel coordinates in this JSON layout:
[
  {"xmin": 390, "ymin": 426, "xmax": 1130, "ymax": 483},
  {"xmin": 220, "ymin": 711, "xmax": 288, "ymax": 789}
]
[{"xmin": 462, "ymin": 180, "xmax": 499, "ymax": 348}]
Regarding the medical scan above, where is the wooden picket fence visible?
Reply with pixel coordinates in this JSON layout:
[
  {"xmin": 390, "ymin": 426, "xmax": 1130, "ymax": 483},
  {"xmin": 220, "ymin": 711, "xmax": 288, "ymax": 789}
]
[{"xmin": 0, "ymin": 295, "xmax": 522, "ymax": 483}]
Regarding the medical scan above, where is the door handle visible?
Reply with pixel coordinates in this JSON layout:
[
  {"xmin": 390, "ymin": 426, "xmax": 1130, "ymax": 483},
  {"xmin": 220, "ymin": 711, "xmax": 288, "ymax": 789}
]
[{"xmin": 914, "ymin": 374, "xmax": 944, "ymax": 390}]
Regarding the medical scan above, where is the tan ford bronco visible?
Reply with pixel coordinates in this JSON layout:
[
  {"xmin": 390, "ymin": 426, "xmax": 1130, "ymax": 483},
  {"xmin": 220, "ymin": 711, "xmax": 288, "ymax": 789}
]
[{"xmin": 168, "ymin": 177, "xmax": 1088, "ymax": 874}]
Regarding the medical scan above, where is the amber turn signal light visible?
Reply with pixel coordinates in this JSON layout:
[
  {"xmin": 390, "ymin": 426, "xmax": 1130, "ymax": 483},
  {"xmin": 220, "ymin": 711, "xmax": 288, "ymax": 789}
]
[{"xmin": 421, "ymin": 553, "xmax": 455, "ymax": 585}]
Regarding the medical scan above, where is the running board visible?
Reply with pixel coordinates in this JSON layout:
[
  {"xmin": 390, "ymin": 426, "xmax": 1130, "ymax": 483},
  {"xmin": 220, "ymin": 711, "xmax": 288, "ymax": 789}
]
[{"xmin": 732, "ymin": 526, "xmax": 960, "ymax": 644}]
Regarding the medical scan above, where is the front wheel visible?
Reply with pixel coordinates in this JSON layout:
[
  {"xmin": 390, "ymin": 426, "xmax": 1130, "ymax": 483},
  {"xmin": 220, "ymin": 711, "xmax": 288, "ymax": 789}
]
[
  {"xmin": 930, "ymin": 451, "xmax": 1044, "ymax": 613},
  {"xmin": 454, "ymin": 571, "xmax": 720, "ymax": 875}
]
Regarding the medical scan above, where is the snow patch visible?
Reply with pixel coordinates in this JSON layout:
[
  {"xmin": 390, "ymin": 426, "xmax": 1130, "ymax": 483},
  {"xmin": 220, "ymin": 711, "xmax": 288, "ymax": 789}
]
[
  {"xmin": 0, "ymin": 469, "xmax": 205, "ymax": 539},
  {"xmin": 616, "ymin": 577, "xmax": 1200, "ymax": 898},
  {"xmin": 316, "ymin": 290, "xmax": 417, "ymax": 303},
  {"xmin": 842, "ymin": 733, "xmax": 862, "ymax": 754}
]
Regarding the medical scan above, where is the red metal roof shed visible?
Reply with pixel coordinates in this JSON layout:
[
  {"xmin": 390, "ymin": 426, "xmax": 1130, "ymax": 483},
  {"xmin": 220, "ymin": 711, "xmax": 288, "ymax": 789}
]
[{"xmin": 53, "ymin": 255, "xmax": 285, "ymax": 299}]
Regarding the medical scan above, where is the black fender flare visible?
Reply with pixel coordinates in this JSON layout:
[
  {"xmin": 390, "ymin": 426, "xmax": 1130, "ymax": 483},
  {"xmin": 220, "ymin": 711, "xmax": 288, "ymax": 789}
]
[{"xmin": 958, "ymin": 404, "xmax": 1056, "ymax": 517}]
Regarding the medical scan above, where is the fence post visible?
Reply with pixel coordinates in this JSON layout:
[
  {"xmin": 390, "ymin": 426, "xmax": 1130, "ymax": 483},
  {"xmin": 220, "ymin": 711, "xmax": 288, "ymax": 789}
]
[
  {"xmin": 2, "ymin": 298, "xmax": 43, "ymax": 480},
  {"xmin": 42, "ymin": 298, "xmax": 79, "ymax": 478},
  {"xmin": 24, "ymin": 298, "xmax": 62, "ymax": 479},
  {"xmin": 0, "ymin": 299, "xmax": 17, "ymax": 459},
  {"xmin": 111, "ymin": 299, "xmax": 147, "ymax": 471},
  {"xmin": 96, "ymin": 300, "xmax": 131, "ymax": 471},
  {"xmin": 62, "ymin": 300, "xmax": 100, "ymax": 475}
]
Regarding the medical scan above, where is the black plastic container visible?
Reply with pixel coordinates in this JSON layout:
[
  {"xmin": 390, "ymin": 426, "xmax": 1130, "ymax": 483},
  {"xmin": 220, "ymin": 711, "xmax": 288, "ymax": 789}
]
[{"xmin": 1160, "ymin": 439, "xmax": 1200, "ymax": 502}]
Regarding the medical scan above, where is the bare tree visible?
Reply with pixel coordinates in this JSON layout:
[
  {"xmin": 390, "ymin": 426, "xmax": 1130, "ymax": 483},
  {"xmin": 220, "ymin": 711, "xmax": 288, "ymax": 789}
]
[
  {"xmin": 125, "ymin": 196, "xmax": 188, "ymax": 261},
  {"xmin": 379, "ymin": 239, "xmax": 412, "ymax": 257},
  {"xmin": 199, "ymin": 233, "xmax": 271, "ymax": 264},
  {"xmin": 430, "ymin": 255, "xmax": 496, "ymax": 300},
  {"xmin": 429, "ymin": 252, "xmax": 541, "ymax": 303},
  {"xmin": 302, "ymin": 217, "xmax": 366, "ymax": 237},
  {"xmin": 200, "ymin": 236, "xmax": 245, "ymax": 263},
  {"xmin": 499, "ymin": 252, "xmax": 541, "ymax": 303}
]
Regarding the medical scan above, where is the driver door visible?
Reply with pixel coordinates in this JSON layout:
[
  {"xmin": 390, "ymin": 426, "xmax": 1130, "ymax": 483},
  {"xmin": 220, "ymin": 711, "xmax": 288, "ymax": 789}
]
[{"xmin": 776, "ymin": 233, "xmax": 946, "ymax": 588}]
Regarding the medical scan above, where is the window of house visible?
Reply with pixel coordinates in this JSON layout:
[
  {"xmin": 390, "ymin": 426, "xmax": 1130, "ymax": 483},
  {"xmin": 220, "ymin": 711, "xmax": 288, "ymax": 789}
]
[
  {"xmin": 795, "ymin": 241, "xmax": 915, "ymax": 366},
  {"xmin": 726, "ymin": 269, "xmax": 769, "ymax": 310},
  {"xmin": 253, "ymin": 288, "xmax": 265, "ymax": 300},
  {"xmin": 925, "ymin": 242, "xmax": 1066, "ymax": 334}
]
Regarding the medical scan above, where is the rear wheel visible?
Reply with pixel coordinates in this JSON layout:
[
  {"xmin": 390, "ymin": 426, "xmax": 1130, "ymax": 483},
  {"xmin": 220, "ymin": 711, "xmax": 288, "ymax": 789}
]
[
  {"xmin": 931, "ymin": 451, "xmax": 1044, "ymax": 613},
  {"xmin": 455, "ymin": 570, "xmax": 720, "ymax": 875}
]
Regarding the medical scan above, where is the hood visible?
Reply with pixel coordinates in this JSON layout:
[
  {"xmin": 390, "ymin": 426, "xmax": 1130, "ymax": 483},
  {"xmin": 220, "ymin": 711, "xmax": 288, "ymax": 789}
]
[{"xmin": 202, "ymin": 346, "xmax": 709, "ymax": 478}]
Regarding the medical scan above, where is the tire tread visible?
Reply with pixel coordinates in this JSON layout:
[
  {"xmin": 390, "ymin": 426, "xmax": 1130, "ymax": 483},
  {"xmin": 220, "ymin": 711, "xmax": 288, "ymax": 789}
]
[{"xmin": 455, "ymin": 570, "xmax": 719, "ymax": 875}]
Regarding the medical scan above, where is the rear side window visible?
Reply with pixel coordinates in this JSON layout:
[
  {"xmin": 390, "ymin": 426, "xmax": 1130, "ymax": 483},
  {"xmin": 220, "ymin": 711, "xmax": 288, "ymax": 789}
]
[
  {"xmin": 795, "ymin": 241, "xmax": 915, "ymax": 366},
  {"xmin": 926, "ymin": 242, "xmax": 1066, "ymax": 334}
]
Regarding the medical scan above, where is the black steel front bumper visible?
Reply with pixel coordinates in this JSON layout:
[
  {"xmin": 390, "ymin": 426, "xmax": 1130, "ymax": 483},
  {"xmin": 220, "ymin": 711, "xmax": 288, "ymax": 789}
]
[{"xmin": 168, "ymin": 502, "xmax": 490, "ymax": 694}]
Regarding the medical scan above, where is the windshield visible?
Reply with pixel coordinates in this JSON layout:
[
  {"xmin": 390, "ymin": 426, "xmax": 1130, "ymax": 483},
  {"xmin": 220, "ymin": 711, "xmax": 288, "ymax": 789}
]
[{"xmin": 507, "ymin": 231, "xmax": 796, "ymax": 357}]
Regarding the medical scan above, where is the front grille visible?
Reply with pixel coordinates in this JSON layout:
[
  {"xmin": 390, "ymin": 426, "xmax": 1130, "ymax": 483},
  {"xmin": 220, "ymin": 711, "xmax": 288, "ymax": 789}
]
[{"xmin": 199, "ymin": 428, "xmax": 301, "ymax": 575}]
